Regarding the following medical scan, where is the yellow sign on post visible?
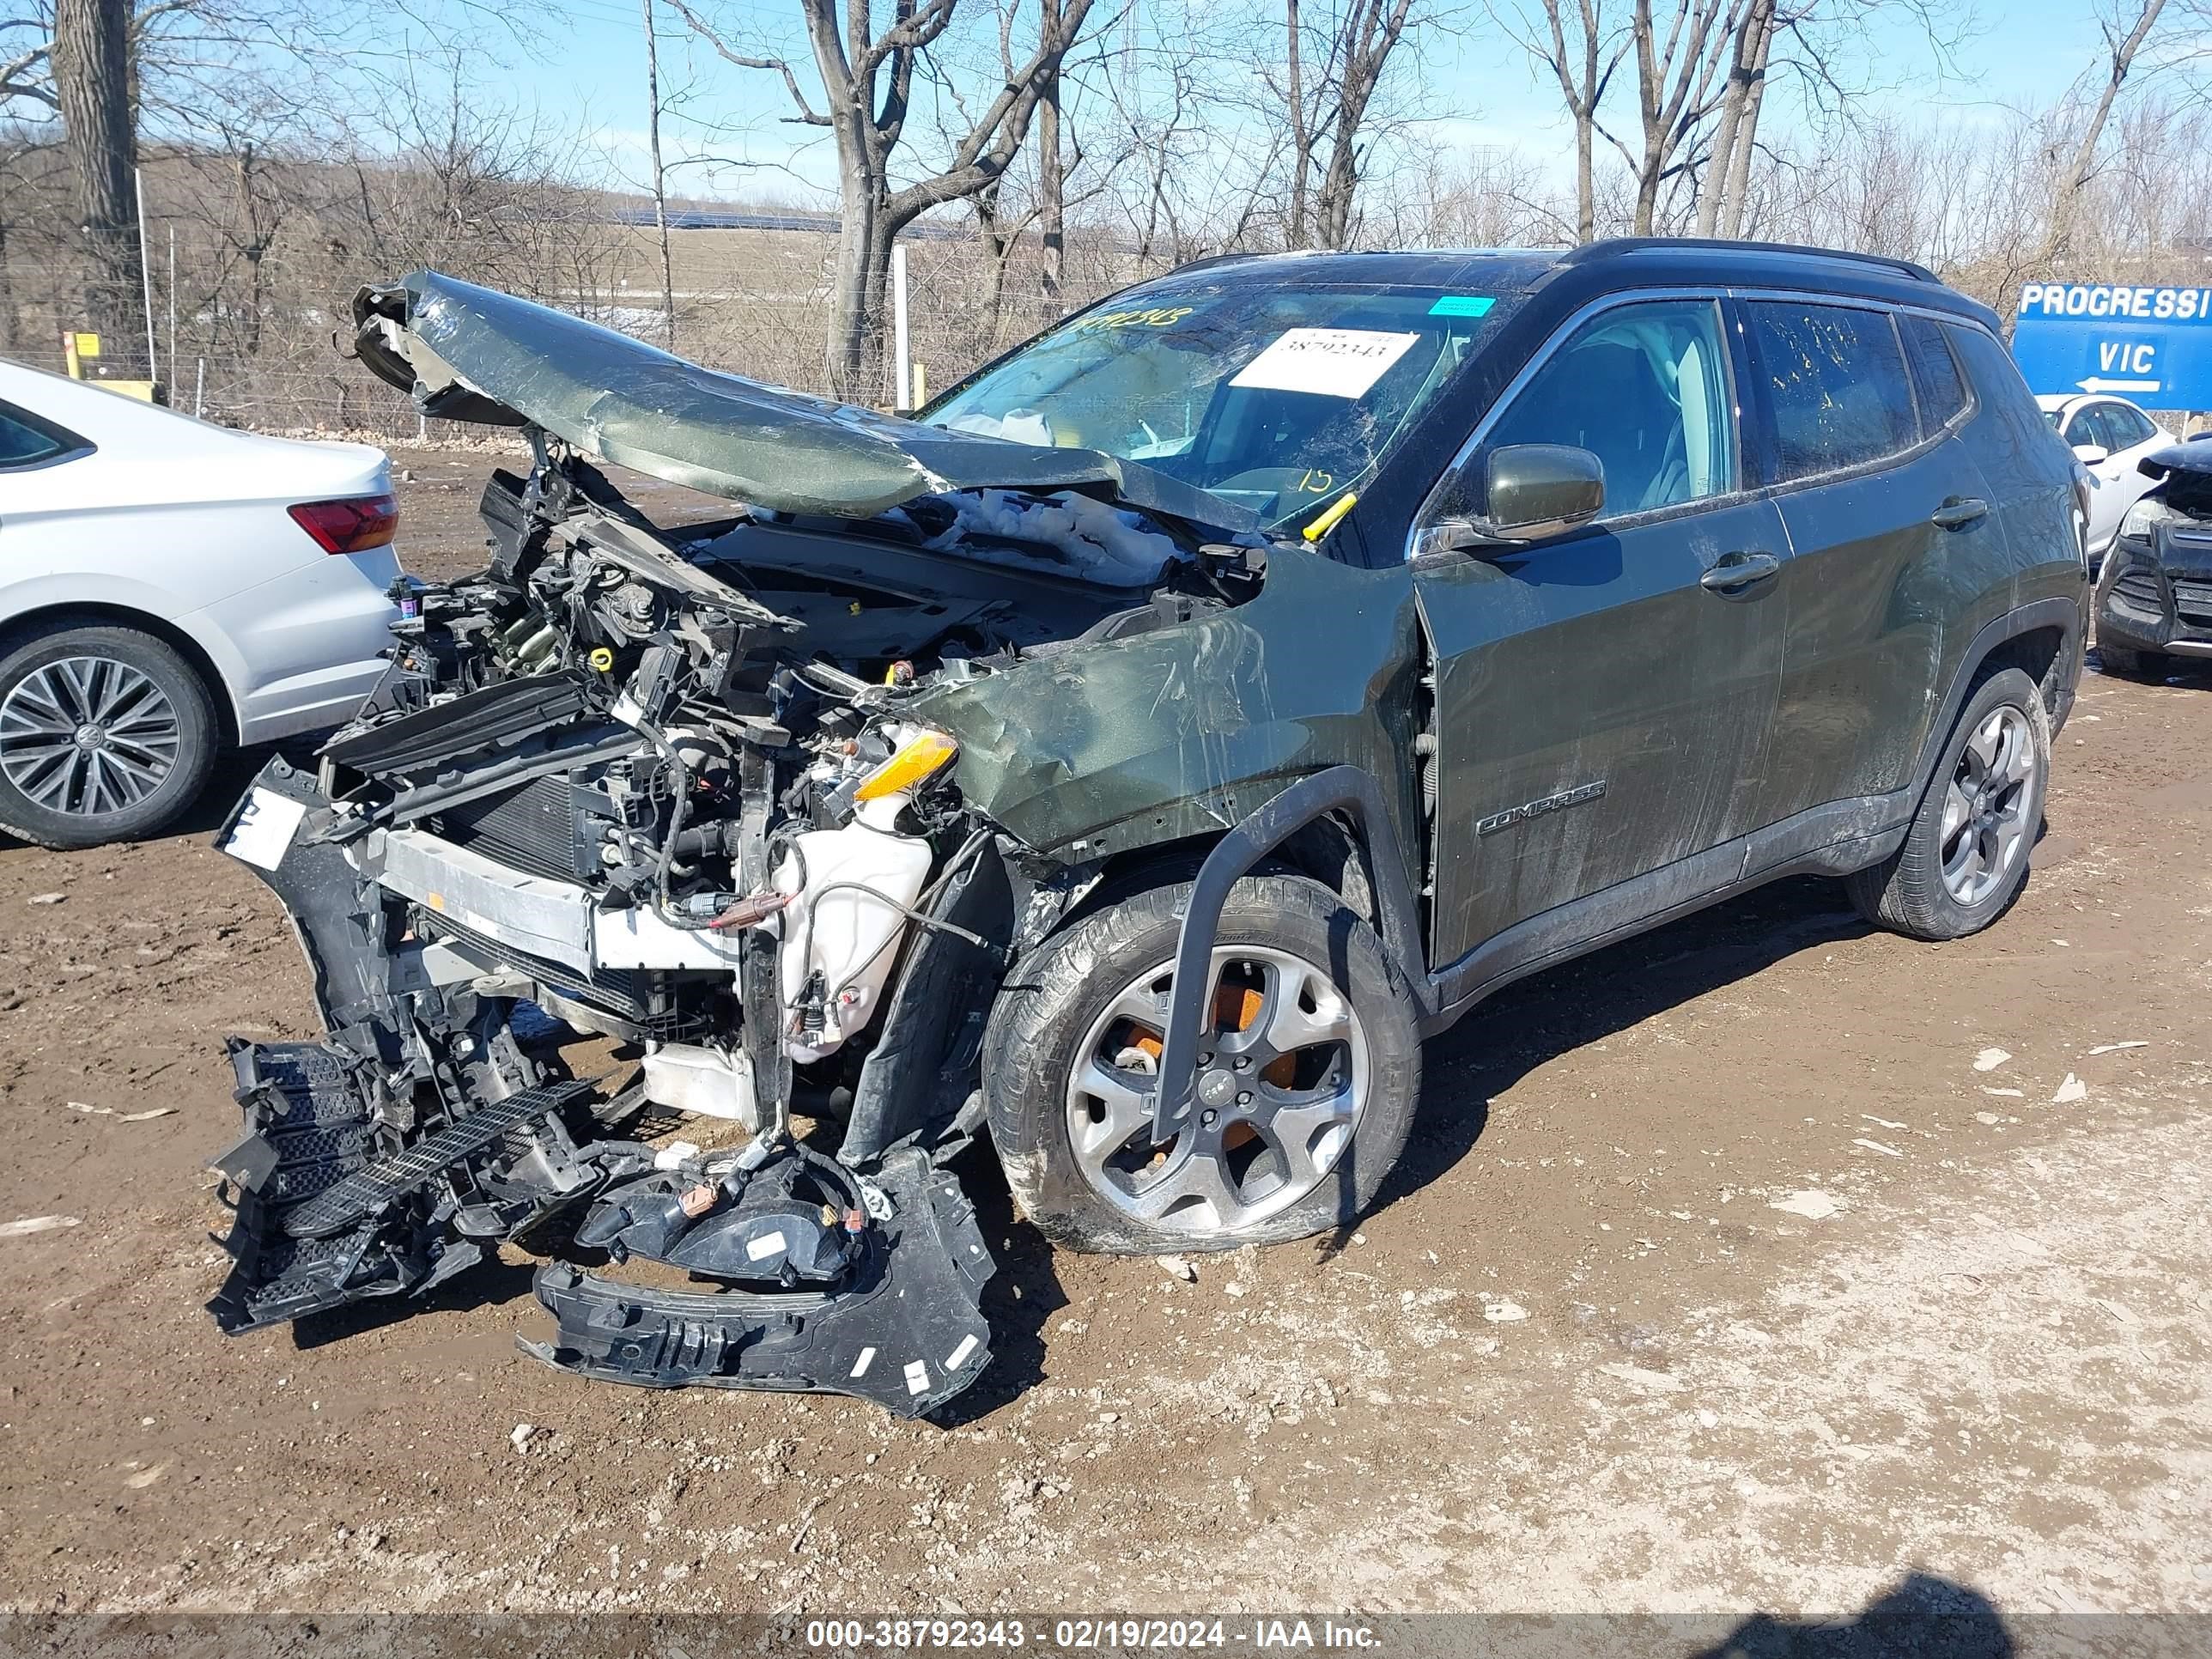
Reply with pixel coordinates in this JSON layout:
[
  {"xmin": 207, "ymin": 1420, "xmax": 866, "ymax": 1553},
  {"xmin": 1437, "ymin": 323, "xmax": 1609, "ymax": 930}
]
[{"xmin": 60, "ymin": 331, "xmax": 101, "ymax": 379}]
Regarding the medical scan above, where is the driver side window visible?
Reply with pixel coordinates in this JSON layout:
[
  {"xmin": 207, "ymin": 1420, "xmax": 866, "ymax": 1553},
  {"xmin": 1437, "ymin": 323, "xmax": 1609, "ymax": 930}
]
[{"xmin": 1435, "ymin": 299, "xmax": 1736, "ymax": 526}]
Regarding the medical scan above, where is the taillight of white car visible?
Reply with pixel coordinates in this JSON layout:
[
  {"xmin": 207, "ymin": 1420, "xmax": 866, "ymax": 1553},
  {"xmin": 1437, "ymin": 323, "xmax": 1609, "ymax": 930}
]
[{"xmin": 288, "ymin": 493, "xmax": 400, "ymax": 555}]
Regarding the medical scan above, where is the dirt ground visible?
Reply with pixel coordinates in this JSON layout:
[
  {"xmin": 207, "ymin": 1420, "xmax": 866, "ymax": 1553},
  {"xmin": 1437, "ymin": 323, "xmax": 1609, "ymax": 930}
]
[{"xmin": 3, "ymin": 448, "xmax": 2210, "ymax": 1635}]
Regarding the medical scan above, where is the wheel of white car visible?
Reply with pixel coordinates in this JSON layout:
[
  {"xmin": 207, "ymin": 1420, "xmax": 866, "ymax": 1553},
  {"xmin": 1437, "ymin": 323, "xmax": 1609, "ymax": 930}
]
[
  {"xmin": 0, "ymin": 621, "xmax": 219, "ymax": 849},
  {"xmin": 981, "ymin": 872, "xmax": 1420, "ymax": 1255}
]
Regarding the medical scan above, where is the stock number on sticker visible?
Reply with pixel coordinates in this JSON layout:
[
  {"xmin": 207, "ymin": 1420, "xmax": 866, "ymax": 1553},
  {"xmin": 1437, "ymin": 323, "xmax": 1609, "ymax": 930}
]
[{"xmin": 805, "ymin": 1620, "xmax": 1030, "ymax": 1650}]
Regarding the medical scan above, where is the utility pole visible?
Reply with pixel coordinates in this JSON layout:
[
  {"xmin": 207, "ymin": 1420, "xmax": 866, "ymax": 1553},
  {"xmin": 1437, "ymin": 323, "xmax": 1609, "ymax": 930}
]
[
  {"xmin": 52, "ymin": 0, "xmax": 143, "ymax": 373},
  {"xmin": 641, "ymin": 0, "xmax": 678, "ymax": 349}
]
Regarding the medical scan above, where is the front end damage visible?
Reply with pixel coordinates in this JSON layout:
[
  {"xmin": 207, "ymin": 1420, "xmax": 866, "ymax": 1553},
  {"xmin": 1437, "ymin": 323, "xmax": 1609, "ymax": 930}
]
[{"xmin": 204, "ymin": 271, "xmax": 1266, "ymax": 1416}]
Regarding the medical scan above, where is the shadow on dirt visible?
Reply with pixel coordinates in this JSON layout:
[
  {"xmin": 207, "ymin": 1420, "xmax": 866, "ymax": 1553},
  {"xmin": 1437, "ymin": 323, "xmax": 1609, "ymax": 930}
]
[
  {"xmin": 289, "ymin": 1255, "xmax": 544, "ymax": 1351},
  {"xmin": 1689, "ymin": 1571, "xmax": 2014, "ymax": 1657},
  {"xmin": 930, "ymin": 1138, "xmax": 1070, "ymax": 1427},
  {"xmin": 1373, "ymin": 873, "xmax": 1878, "ymax": 1219}
]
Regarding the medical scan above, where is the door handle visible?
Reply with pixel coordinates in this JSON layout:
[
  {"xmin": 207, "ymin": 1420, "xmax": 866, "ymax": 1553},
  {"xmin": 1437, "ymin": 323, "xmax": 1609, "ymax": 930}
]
[
  {"xmin": 1699, "ymin": 551, "xmax": 1781, "ymax": 592},
  {"xmin": 1931, "ymin": 497, "xmax": 1989, "ymax": 530}
]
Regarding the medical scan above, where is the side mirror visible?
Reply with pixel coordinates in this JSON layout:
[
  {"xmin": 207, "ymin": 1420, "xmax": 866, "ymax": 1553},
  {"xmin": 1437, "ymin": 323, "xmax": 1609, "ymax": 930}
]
[
  {"xmin": 1412, "ymin": 444, "xmax": 1607, "ymax": 558},
  {"xmin": 2073, "ymin": 442, "xmax": 2111, "ymax": 465},
  {"xmin": 1449, "ymin": 444, "xmax": 1607, "ymax": 550}
]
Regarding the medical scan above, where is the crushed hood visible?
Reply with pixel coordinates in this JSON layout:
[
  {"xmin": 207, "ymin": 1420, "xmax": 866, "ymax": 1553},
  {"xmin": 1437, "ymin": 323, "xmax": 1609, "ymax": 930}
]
[{"xmin": 352, "ymin": 270, "xmax": 1254, "ymax": 530}]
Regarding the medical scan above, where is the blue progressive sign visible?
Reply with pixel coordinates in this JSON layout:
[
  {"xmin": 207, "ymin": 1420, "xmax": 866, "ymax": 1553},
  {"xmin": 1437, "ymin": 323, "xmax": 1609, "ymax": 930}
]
[{"xmin": 2011, "ymin": 283, "xmax": 2212, "ymax": 409}]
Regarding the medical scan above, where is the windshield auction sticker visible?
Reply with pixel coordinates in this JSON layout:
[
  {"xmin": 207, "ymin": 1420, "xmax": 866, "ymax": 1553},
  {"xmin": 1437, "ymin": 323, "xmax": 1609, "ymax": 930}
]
[{"xmin": 1230, "ymin": 327, "xmax": 1421, "ymax": 399}]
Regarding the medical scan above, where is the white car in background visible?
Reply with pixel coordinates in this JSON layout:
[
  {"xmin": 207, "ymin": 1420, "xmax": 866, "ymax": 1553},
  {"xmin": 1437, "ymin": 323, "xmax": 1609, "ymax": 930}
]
[
  {"xmin": 0, "ymin": 360, "xmax": 404, "ymax": 848},
  {"xmin": 2039, "ymin": 392, "xmax": 2175, "ymax": 566}
]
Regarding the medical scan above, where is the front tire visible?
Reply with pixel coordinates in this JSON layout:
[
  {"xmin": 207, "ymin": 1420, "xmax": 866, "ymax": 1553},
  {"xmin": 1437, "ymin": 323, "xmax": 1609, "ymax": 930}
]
[
  {"xmin": 982, "ymin": 872, "xmax": 1419, "ymax": 1255},
  {"xmin": 0, "ymin": 622, "xmax": 219, "ymax": 849},
  {"xmin": 2095, "ymin": 639, "xmax": 2166, "ymax": 680},
  {"xmin": 1844, "ymin": 666, "xmax": 2050, "ymax": 942}
]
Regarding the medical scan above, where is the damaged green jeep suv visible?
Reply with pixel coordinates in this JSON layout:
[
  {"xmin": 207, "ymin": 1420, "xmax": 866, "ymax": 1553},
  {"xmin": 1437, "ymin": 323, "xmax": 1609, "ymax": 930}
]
[{"xmin": 205, "ymin": 240, "xmax": 2086, "ymax": 1416}]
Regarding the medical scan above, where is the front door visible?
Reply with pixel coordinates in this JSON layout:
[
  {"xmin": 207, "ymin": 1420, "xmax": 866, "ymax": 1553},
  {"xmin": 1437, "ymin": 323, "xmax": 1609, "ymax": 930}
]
[{"xmin": 1412, "ymin": 295, "xmax": 1791, "ymax": 968}]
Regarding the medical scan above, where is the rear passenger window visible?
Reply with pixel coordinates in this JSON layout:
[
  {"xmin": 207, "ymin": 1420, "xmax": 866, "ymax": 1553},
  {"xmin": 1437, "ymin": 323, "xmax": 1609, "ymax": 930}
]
[
  {"xmin": 1748, "ymin": 302, "xmax": 1917, "ymax": 481},
  {"xmin": 2105, "ymin": 404, "xmax": 2156, "ymax": 448},
  {"xmin": 1900, "ymin": 315, "xmax": 1969, "ymax": 434}
]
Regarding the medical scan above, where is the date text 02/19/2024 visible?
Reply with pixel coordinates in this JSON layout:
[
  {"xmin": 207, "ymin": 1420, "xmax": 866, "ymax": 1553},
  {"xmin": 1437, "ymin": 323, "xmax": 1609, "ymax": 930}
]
[{"xmin": 800, "ymin": 1618, "xmax": 1384, "ymax": 1650}]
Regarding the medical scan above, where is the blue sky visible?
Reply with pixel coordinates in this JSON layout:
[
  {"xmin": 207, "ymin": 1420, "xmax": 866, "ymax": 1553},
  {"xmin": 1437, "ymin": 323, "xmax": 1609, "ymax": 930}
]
[{"xmin": 508, "ymin": 0, "xmax": 2126, "ymax": 208}]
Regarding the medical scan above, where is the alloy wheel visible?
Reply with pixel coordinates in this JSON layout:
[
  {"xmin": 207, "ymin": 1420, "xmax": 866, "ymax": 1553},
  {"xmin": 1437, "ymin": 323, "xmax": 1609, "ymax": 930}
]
[
  {"xmin": 1940, "ymin": 703, "xmax": 2034, "ymax": 906},
  {"xmin": 1065, "ymin": 945, "xmax": 1369, "ymax": 1236},
  {"xmin": 0, "ymin": 656, "xmax": 182, "ymax": 817}
]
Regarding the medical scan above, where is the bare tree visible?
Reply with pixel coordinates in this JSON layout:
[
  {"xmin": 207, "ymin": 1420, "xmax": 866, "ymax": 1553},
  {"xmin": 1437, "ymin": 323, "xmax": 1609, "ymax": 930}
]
[
  {"xmin": 1692, "ymin": 0, "xmax": 1769, "ymax": 234},
  {"xmin": 2042, "ymin": 0, "xmax": 2168, "ymax": 269},
  {"xmin": 52, "ymin": 0, "xmax": 143, "ymax": 368},
  {"xmin": 1285, "ymin": 0, "xmax": 1309, "ymax": 241},
  {"xmin": 1037, "ymin": 0, "xmax": 1065, "ymax": 298},
  {"xmin": 640, "ymin": 0, "xmax": 678, "ymax": 346},
  {"xmin": 1608, "ymin": 0, "xmax": 1745, "ymax": 235},
  {"xmin": 670, "ymin": 0, "xmax": 1102, "ymax": 398},
  {"xmin": 1312, "ymin": 0, "xmax": 1418, "ymax": 245},
  {"xmin": 1499, "ymin": 0, "xmax": 1625, "ymax": 241}
]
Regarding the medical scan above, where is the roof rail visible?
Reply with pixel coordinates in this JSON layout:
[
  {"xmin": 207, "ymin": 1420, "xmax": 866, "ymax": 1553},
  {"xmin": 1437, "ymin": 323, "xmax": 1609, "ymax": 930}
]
[{"xmin": 1560, "ymin": 237, "xmax": 1940, "ymax": 286}]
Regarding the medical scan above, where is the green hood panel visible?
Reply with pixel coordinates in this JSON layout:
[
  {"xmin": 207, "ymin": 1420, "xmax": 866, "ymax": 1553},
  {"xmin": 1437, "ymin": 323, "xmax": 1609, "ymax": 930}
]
[{"xmin": 351, "ymin": 271, "xmax": 1253, "ymax": 530}]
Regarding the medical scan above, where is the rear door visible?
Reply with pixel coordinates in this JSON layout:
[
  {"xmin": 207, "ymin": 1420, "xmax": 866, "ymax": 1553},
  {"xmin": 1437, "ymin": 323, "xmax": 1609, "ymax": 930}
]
[
  {"xmin": 1743, "ymin": 298, "xmax": 1999, "ymax": 816},
  {"xmin": 1411, "ymin": 294, "xmax": 1790, "ymax": 965}
]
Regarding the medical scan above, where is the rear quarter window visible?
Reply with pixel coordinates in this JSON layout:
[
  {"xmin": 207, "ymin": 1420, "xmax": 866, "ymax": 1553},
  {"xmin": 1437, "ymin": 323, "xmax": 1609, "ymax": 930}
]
[
  {"xmin": 1900, "ymin": 314, "xmax": 1970, "ymax": 433},
  {"xmin": 1944, "ymin": 320, "xmax": 2069, "ymax": 462},
  {"xmin": 1748, "ymin": 301, "xmax": 1918, "ymax": 481},
  {"xmin": 0, "ymin": 402, "xmax": 82, "ymax": 469}
]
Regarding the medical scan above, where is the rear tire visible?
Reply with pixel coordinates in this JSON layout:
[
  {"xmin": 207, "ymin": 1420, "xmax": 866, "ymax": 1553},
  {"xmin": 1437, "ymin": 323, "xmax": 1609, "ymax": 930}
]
[
  {"xmin": 1844, "ymin": 667, "xmax": 2049, "ymax": 942},
  {"xmin": 0, "ymin": 622, "xmax": 219, "ymax": 849},
  {"xmin": 982, "ymin": 872, "xmax": 1419, "ymax": 1255}
]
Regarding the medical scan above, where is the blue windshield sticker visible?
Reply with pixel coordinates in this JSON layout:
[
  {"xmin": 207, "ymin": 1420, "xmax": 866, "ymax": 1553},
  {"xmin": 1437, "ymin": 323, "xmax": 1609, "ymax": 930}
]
[{"xmin": 1429, "ymin": 295, "xmax": 1496, "ymax": 319}]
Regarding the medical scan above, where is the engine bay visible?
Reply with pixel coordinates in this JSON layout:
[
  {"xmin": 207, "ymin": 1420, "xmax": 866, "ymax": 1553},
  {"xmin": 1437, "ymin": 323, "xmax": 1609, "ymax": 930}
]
[{"xmin": 203, "ymin": 434, "xmax": 1264, "ymax": 1416}]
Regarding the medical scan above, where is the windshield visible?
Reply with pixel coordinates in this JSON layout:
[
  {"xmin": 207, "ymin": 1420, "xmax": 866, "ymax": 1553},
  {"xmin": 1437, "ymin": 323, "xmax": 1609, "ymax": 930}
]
[{"xmin": 924, "ymin": 282, "xmax": 1511, "ymax": 530}]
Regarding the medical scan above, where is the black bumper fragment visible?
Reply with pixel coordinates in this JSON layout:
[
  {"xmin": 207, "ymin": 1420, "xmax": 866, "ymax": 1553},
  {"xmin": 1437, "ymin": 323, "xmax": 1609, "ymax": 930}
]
[{"xmin": 520, "ymin": 1149, "xmax": 996, "ymax": 1417}]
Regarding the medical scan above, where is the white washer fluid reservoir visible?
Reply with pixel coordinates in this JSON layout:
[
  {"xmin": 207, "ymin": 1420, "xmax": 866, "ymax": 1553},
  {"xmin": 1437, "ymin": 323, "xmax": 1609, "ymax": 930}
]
[{"xmin": 773, "ymin": 792, "xmax": 934, "ymax": 1063}]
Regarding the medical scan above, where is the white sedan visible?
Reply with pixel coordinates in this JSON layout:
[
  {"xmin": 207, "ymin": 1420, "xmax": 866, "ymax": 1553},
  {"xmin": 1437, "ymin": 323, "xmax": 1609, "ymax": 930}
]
[
  {"xmin": 2038, "ymin": 392, "xmax": 2175, "ymax": 565},
  {"xmin": 0, "ymin": 360, "xmax": 404, "ymax": 848}
]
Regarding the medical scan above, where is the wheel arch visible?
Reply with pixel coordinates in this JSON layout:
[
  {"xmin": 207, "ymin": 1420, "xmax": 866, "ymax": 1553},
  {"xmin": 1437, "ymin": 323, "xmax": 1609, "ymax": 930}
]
[
  {"xmin": 0, "ymin": 601, "xmax": 241, "ymax": 748},
  {"xmin": 1913, "ymin": 598, "xmax": 2082, "ymax": 803},
  {"xmin": 1063, "ymin": 774, "xmax": 1429, "ymax": 995},
  {"xmin": 1081, "ymin": 810, "xmax": 1380, "ymax": 926}
]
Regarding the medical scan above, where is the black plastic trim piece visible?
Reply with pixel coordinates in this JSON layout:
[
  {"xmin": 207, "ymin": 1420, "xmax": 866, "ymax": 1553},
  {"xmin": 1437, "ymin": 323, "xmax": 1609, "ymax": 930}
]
[
  {"xmin": 1149, "ymin": 766, "xmax": 1429, "ymax": 1141},
  {"xmin": 521, "ymin": 1148, "xmax": 995, "ymax": 1419},
  {"xmin": 1421, "ymin": 794, "xmax": 1911, "ymax": 1034}
]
